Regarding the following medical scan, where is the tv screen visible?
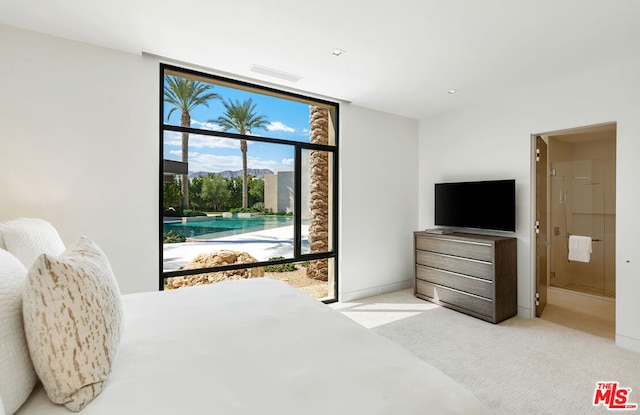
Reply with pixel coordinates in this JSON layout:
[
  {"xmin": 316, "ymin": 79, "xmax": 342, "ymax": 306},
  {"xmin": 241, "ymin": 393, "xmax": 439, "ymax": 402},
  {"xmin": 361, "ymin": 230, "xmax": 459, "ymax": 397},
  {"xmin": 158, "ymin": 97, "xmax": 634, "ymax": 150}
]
[{"xmin": 434, "ymin": 179, "xmax": 516, "ymax": 232}]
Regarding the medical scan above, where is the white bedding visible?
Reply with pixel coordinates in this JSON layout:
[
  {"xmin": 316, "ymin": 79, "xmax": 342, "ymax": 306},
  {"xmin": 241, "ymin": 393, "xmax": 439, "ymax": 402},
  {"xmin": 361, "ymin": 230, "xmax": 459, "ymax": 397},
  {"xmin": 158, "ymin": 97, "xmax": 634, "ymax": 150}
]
[{"xmin": 16, "ymin": 278, "xmax": 487, "ymax": 414}]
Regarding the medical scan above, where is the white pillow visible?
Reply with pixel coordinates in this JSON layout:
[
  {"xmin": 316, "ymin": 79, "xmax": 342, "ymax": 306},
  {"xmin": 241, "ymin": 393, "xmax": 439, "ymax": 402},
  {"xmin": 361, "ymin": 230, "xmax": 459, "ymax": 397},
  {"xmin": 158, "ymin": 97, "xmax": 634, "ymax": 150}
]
[
  {"xmin": 0, "ymin": 218, "xmax": 65, "ymax": 270},
  {"xmin": 23, "ymin": 237, "xmax": 123, "ymax": 412},
  {"xmin": 0, "ymin": 394, "xmax": 6, "ymax": 415},
  {"xmin": 0, "ymin": 249, "xmax": 37, "ymax": 415}
]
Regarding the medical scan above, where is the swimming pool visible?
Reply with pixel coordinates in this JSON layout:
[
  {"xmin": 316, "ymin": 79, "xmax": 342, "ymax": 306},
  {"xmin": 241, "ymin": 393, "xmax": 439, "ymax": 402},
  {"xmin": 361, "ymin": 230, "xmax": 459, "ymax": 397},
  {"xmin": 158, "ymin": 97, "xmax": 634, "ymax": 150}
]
[{"xmin": 163, "ymin": 215, "xmax": 294, "ymax": 240}]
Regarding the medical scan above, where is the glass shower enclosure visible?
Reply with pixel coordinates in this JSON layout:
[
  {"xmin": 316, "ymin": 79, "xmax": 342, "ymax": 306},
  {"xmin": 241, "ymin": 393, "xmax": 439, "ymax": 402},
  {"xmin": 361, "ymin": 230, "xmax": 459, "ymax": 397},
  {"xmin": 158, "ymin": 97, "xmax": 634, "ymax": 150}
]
[{"xmin": 549, "ymin": 153, "xmax": 616, "ymax": 298}]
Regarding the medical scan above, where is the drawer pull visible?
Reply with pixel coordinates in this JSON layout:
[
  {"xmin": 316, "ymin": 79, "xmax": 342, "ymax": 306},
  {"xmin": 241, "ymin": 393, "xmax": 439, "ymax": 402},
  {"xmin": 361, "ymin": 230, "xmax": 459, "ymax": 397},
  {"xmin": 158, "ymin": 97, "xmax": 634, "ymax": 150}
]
[
  {"xmin": 426, "ymin": 251, "xmax": 492, "ymax": 265},
  {"xmin": 433, "ymin": 238, "xmax": 492, "ymax": 247},
  {"xmin": 432, "ymin": 283, "xmax": 492, "ymax": 302},
  {"xmin": 419, "ymin": 265, "xmax": 493, "ymax": 284}
]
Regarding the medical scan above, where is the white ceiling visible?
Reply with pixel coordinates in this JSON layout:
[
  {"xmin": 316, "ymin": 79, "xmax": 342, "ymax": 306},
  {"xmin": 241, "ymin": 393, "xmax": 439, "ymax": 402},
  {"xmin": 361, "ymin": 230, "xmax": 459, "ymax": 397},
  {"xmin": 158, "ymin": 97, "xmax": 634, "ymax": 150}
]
[{"xmin": 1, "ymin": 0, "xmax": 639, "ymax": 119}]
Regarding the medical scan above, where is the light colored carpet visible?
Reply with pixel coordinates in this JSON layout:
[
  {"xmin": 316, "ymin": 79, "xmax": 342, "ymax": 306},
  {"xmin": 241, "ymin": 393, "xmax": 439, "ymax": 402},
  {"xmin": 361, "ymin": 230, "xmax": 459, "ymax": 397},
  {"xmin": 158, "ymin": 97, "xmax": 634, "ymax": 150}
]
[{"xmin": 333, "ymin": 289, "xmax": 640, "ymax": 415}]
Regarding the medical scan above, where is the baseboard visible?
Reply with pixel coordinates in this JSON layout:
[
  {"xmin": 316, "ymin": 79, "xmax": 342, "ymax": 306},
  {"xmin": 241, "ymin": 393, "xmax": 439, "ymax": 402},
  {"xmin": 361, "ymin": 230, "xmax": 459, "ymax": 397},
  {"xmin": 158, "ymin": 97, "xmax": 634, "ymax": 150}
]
[
  {"xmin": 339, "ymin": 279, "xmax": 413, "ymax": 302},
  {"xmin": 616, "ymin": 334, "xmax": 640, "ymax": 353}
]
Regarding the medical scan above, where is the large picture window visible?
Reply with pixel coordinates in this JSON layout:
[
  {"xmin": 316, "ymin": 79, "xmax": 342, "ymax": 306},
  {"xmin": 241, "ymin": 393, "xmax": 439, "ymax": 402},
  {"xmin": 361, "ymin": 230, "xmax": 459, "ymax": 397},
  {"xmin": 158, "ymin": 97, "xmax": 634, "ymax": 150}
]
[{"xmin": 160, "ymin": 64, "xmax": 338, "ymax": 302}]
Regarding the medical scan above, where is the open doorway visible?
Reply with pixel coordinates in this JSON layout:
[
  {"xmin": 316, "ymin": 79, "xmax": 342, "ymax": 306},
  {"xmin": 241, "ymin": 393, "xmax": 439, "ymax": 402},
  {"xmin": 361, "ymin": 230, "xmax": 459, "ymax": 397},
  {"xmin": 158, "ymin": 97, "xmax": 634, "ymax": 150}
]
[{"xmin": 533, "ymin": 122, "xmax": 616, "ymax": 339}]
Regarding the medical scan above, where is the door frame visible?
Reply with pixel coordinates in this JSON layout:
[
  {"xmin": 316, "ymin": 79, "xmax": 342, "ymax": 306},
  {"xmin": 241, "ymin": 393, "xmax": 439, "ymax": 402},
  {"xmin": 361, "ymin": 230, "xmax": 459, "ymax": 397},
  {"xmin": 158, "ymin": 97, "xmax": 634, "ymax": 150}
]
[
  {"xmin": 535, "ymin": 135, "xmax": 549, "ymax": 316},
  {"xmin": 530, "ymin": 134, "xmax": 550, "ymax": 319},
  {"xmin": 530, "ymin": 122, "xmax": 617, "ymax": 320}
]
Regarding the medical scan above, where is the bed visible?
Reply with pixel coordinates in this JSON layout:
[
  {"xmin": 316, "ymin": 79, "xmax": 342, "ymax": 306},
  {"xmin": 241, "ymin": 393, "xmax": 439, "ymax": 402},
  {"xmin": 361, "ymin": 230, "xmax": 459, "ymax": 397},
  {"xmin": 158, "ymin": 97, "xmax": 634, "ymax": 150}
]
[{"xmin": 1, "ymin": 218, "xmax": 488, "ymax": 415}]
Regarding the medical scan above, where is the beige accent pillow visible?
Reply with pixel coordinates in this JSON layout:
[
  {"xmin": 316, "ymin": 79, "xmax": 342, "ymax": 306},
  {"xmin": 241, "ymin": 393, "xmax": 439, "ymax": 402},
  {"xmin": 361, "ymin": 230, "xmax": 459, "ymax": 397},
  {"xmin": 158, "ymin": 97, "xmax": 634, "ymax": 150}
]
[
  {"xmin": 0, "ymin": 249, "xmax": 37, "ymax": 415},
  {"xmin": 23, "ymin": 237, "xmax": 123, "ymax": 412}
]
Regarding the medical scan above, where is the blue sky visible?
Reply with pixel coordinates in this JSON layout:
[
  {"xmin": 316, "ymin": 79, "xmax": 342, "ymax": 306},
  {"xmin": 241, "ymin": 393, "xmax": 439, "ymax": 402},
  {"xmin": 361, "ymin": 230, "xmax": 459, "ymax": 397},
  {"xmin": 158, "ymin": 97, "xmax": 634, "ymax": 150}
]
[{"xmin": 163, "ymin": 81, "xmax": 311, "ymax": 174}]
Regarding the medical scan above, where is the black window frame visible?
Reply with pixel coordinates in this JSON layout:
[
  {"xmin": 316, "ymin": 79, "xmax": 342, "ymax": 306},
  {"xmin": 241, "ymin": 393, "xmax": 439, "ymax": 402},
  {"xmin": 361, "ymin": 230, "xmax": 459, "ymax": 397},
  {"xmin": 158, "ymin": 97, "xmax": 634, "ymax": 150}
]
[{"xmin": 159, "ymin": 63, "xmax": 339, "ymax": 303}]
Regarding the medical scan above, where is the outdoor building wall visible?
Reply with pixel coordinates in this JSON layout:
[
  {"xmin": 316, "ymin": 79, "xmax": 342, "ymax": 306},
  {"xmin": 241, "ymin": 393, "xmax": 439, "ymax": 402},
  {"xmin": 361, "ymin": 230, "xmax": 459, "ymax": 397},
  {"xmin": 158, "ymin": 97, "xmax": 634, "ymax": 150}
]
[
  {"xmin": 300, "ymin": 151, "xmax": 311, "ymax": 220},
  {"xmin": 276, "ymin": 171, "xmax": 294, "ymax": 214},
  {"xmin": 263, "ymin": 170, "xmax": 294, "ymax": 214},
  {"xmin": 263, "ymin": 152, "xmax": 311, "ymax": 218},
  {"xmin": 263, "ymin": 173, "xmax": 278, "ymax": 213}
]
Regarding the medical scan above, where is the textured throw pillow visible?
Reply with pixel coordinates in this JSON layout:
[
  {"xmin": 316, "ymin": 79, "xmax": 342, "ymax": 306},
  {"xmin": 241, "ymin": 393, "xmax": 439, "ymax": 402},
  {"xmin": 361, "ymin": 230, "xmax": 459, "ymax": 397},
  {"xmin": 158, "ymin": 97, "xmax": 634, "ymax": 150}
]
[
  {"xmin": 23, "ymin": 237, "xmax": 123, "ymax": 412},
  {"xmin": 0, "ymin": 218, "xmax": 65, "ymax": 270},
  {"xmin": 0, "ymin": 249, "xmax": 37, "ymax": 415}
]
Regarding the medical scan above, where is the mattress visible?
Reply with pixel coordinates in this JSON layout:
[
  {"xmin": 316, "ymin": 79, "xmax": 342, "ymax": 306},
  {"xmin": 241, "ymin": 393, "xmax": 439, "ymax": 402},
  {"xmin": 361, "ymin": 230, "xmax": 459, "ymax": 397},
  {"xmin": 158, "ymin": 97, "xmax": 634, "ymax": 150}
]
[{"xmin": 16, "ymin": 278, "xmax": 487, "ymax": 414}]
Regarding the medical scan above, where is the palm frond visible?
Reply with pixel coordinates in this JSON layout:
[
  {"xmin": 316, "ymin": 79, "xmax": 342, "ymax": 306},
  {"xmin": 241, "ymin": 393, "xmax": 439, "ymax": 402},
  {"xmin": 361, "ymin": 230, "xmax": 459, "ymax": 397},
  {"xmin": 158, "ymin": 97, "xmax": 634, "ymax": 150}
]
[
  {"xmin": 163, "ymin": 75, "xmax": 220, "ymax": 123},
  {"xmin": 208, "ymin": 97, "xmax": 269, "ymax": 135}
]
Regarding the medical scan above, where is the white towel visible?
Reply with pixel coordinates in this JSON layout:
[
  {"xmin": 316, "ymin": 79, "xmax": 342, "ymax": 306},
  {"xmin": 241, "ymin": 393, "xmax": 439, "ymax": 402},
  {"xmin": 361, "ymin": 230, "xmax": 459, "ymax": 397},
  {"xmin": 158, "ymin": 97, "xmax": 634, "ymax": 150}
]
[{"xmin": 568, "ymin": 235, "xmax": 592, "ymax": 263}]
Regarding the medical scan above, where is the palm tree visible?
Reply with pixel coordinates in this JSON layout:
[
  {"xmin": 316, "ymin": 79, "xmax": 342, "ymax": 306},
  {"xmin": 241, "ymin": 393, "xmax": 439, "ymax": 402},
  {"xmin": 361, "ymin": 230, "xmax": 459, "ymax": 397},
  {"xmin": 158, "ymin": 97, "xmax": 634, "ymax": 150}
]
[
  {"xmin": 210, "ymin": 98, "xmax": 269, "ymax": 208},
  {"xmin": 164, "ymin": 75, "xmax": 219, "ymax": 210},
  {"xmin": 306, "ymin": 105, "xmax": 330, "ymax": 281}
]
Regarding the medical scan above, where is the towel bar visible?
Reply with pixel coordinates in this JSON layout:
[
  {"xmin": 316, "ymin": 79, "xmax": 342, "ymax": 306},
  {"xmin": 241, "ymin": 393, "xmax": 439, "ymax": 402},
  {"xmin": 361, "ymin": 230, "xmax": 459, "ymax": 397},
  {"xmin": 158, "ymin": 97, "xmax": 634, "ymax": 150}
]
[{"xmin": 565, "ymin": 235, "xmax": 601, "ymax": 242}]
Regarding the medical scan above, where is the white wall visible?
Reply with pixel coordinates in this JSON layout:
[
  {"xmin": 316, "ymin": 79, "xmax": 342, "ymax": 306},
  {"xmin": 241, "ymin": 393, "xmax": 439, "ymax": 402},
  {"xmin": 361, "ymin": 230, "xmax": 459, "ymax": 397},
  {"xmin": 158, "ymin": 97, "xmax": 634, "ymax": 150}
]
[
  {"xmin": 418, "ymin": 57, "xmax": 640, "ymax": 352},
  {"xmin": 0, "ymin": 24, "xmax": 158, "ymax": 294},
  {"xmin": 340, "ymin": 104, "xmax": 419, "ymax": 301},
  {"xmin": 0, "ymin": 24, "xmax": 420, "ymax": 301}
]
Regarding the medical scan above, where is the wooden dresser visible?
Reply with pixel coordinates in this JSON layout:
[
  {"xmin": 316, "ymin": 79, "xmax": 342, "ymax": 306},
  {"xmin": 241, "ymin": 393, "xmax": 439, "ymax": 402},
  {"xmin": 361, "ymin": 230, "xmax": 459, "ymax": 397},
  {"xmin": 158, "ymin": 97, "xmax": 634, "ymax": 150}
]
[{"xmin": 414, "ymin": 231, "xmax": 517, "ymax": 323}]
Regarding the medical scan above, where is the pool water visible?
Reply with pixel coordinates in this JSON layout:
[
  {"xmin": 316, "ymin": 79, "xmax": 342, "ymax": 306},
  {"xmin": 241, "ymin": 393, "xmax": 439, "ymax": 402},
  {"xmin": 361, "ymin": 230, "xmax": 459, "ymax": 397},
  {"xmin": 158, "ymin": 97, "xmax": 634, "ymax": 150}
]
[{"xmin": 163, "ymin": 215, "xmax": 294, "ymax": 240}]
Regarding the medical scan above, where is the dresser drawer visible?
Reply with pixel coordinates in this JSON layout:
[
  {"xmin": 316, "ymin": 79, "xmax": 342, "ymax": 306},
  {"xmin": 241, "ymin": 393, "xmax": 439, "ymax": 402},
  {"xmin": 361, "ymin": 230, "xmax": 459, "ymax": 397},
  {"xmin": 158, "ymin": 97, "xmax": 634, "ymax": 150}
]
[
  {"xmin": 416, "ymin": 250, "xmax": 493, "ymax": 280},
  {"xmin": 415, "ymin": 264, "xmax": 493, "ymax": 298},
  {"xmin": 415, "ymin": 280, "xmax": 493, "ymax": 317},
  {"xmin": 415, "ymin": 235, "xmax": 493, "ymax": 262}
]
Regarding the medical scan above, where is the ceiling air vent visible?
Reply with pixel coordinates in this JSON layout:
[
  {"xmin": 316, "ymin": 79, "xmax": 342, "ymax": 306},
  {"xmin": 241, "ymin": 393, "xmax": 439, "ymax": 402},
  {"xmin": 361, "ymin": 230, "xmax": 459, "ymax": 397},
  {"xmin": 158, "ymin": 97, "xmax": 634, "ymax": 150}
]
[{"xmin": 249, "ymin": 64, "xmax": 302, "ymax": 82}]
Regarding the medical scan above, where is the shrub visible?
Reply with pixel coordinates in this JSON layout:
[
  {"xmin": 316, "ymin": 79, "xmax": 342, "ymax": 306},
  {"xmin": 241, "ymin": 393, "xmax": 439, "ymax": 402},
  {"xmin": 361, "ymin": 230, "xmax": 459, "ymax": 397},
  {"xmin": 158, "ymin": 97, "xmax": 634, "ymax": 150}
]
[
  {"xmin": 230, "ymin": 207, "xmax": 259, "ymax": 214},
  {"xmin": 163, "ymin": 230, "xmax": 186, "ymax": 243},
  {"xmin": 263, "ymin": 210, "xmax": 291, "ymax": 216},
  {"xmin": 183, "ymin": 209, "xmax": 208, "ymax": 217},
  {"xmin": 264, "ymin": 256, "xmax": 297, "ymax": 272}
]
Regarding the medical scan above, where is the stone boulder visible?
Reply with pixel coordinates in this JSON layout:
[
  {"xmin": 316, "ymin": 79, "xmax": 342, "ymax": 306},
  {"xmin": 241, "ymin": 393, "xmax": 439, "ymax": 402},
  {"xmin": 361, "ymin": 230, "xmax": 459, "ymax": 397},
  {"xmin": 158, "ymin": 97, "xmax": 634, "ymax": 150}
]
[{"xmin": 165, "ymin": 250, "xmax": 264, "ymax": 290}]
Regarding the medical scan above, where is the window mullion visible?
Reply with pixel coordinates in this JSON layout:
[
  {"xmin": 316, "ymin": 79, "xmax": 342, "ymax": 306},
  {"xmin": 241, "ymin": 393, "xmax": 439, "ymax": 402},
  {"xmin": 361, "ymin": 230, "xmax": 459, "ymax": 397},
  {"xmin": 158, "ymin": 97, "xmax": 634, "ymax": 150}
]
[{"xmin": 294, "ymin": 145, "xmax": 302, "ymax": 258}]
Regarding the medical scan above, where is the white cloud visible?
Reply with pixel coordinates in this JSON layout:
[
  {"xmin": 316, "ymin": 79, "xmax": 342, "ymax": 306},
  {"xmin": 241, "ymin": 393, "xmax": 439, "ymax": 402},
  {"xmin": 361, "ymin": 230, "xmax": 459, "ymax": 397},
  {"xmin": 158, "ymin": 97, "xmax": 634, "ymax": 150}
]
[
  {"xmin": 163, "ymin": 130, "xmax": 238, "ymax": 149},
  {"xmin": 247, "ymin": 156, "xmax": 280, "ymax": 170},
  {"xmin": 282, "ymin": 158, "xmax": 294, "ymax": 166},
  {"xmin": 266, "ymin": 121, "xmax": 295, "ymax": 133},
  {"xmin": 190, "ymin": 135, "xmax": 238, "ymax": 149},
  {"xmin": 187, "ymin": 153, "xmax": 241, "ymax": 173},
  {"xmin": 191, "ymin": 119, "xmax": 224, "ymax": 131}
]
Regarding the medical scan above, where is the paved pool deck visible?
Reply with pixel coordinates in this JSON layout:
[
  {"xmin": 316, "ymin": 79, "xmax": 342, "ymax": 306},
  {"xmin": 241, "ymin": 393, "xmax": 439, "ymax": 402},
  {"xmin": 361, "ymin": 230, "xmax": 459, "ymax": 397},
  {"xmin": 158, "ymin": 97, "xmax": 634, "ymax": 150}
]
[{"xmin": 163, "ymin": 225, "xmax": 309, "ymax": 272}]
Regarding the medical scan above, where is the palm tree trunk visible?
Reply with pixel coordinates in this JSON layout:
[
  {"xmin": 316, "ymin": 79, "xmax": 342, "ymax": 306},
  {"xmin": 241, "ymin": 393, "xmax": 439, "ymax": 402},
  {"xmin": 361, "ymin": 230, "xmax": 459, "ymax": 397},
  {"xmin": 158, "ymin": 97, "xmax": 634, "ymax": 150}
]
[
  {"xmin": 181, "ymin": 112, "xmax": 191, "ymax": 210},
  {"xmin": 241, "ymin": 139, "xmax": 248, "ymax": 209},
  {"xmin": 307, "ymin": 106, "xmax": 329, "ymax": 281}
]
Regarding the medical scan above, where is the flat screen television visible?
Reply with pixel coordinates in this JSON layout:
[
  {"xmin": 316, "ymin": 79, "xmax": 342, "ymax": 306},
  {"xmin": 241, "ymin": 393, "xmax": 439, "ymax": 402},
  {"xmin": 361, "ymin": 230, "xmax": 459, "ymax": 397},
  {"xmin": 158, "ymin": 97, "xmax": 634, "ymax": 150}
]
[{"xmin": 434, "ymin": 179, "xmax": 516, "ymax": 232}]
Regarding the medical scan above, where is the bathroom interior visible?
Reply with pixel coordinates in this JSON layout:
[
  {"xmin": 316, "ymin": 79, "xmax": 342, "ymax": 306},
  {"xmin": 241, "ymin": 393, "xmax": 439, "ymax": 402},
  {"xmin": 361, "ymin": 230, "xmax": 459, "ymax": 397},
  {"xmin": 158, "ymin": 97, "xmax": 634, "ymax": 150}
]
[{"xmin": 542, "ymin": 123, "xmax": 616, "ymax": 339}]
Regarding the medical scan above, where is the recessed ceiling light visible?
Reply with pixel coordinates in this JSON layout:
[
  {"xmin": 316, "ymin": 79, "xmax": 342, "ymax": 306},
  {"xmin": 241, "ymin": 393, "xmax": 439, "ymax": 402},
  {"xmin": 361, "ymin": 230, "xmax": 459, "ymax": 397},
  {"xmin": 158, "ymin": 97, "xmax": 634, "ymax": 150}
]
[
  {"xmin": 448, "ymin": 89, "xmax": 457, "ymax": 95},
  {"xmin": 332, "ymin": 48, "xmax": 345, "ymax": 56}
]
